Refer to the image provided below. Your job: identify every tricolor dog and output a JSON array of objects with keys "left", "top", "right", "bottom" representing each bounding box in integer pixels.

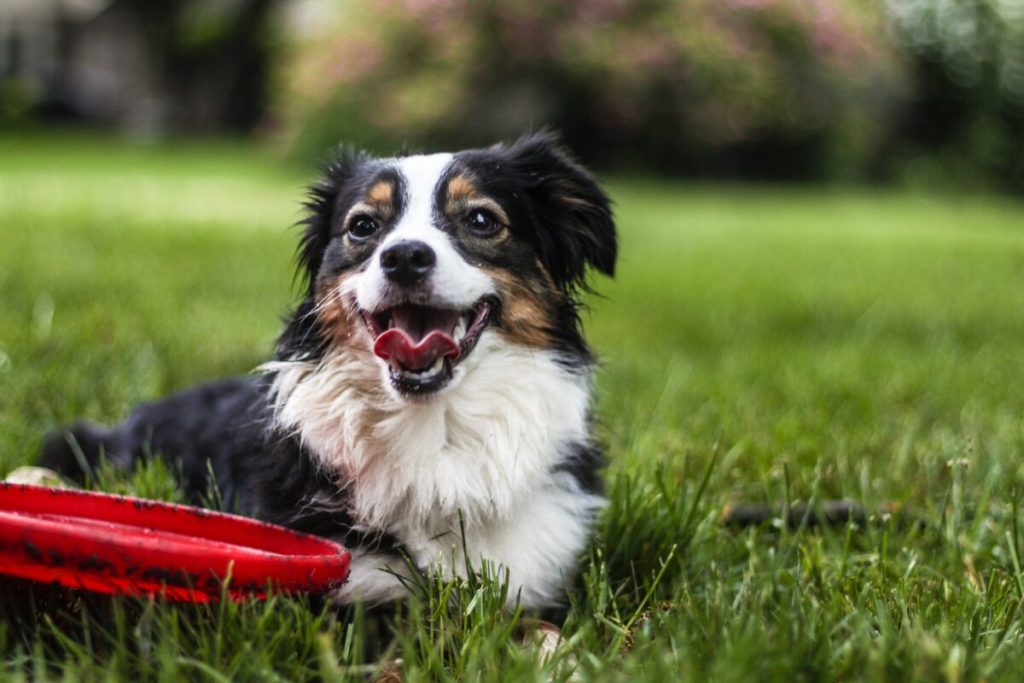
[{"left": 41, "top": 132, "right": 617, "bottom": 611}]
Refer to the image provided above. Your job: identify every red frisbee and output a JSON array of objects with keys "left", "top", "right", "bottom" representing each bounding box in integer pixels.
[{"left": 0, "top": 483, "right": 350, "bottom": 602}]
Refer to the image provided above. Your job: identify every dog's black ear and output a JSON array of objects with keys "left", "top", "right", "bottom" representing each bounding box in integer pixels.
[
  {"left": 502, "top": 131, "right": 617, "bottom": 291},
  {"left": 298, "top": 147, "right": 369, "bottom": 293}
]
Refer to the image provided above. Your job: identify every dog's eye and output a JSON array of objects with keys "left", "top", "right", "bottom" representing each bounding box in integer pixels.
[
  {"left": 348, "top": 215, "right": 379, "bottom": 241},
  {"left": 465, "top": 209, "right": 502, "bottom": 237}
]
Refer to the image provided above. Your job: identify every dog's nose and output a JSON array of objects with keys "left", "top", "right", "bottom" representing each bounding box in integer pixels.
[{"left": 380, "top": 240, "right": 436, "bottom": 286}]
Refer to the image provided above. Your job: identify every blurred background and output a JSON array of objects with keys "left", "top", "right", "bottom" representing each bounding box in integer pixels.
[{"left": 2, "top": 0, "right": 1023, "bottom": 191}]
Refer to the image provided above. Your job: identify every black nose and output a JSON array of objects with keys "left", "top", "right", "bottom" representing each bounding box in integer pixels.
[{"left": 380, "top": 240, "right": 436, "bottom": 286}]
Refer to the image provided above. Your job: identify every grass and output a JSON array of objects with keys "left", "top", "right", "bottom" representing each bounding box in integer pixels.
[{"left": 2, "top": 130, "right": 1024, "bottom": 681}]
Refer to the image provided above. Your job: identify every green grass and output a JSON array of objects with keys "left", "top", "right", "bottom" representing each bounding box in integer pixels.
[{"left": 3, "top": 131, "right": 1024, "bottom": 681}]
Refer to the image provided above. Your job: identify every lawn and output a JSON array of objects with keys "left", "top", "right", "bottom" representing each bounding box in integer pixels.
[{"left": 2, "top": 131, "right": 1024, "bottom": 681}]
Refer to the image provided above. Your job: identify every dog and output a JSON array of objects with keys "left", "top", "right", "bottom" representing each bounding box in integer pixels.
[{"left": 39, "top": 132, "right": 617, "bottom": 612}]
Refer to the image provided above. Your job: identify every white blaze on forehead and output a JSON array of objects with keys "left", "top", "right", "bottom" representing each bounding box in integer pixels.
[
  {"left": 351, "top": 153, "right": 495, "bottom": 312},
  {"left": 393, "top": 153, "right": 452, "bottom": 234}
]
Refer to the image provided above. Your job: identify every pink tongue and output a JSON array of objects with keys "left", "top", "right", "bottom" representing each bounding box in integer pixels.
[{"left": 373, "top": 329, "right": 461, "bottom": 369}]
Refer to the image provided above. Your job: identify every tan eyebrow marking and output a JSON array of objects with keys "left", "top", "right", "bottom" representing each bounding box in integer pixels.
[
  {"left": 447, "top": 173, "right": 479, "bottom": 202},
  {"left": 445, "top": 173, "right": 509, "bottom": 225},
  {"left": 367, "top": 180, "right": 393, "bottom": 205},
  {"left": 345, "top": 179, "right": 398, "bottom": 225}
]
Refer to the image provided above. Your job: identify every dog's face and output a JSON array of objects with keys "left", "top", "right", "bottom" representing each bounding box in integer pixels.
[{"left": 293, "top": 133, "right": 616, "bottom": 398}]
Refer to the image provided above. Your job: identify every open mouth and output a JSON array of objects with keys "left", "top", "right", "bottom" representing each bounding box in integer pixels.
[{"left": 361, "top": 298, "right": 494, "bottom": 395}]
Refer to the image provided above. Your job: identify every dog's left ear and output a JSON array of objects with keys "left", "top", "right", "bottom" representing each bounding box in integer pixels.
[
  {"left": 503, "top": 132, "right": 617, "bottom": 291},
  {"left": 299, "top": 146, "right": 368, "bottom": 294}
]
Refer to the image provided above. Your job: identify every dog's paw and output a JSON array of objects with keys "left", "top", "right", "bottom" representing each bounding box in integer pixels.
[
  {"left": 3, "top": 466, "right": 70, "bottom": 488},
  {"left": 517, "top": 619, "right": 580, "bottom": 680}
]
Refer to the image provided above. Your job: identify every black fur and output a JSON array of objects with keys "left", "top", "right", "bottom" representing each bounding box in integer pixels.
[{"left": 40, "top": 379, "right": 266, "bottom": 502}]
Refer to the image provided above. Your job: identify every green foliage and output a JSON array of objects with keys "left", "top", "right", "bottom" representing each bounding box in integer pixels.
[
  {"left": 274, "top": 0, "right": 901, "bottom": 178},
  {"left": 885, "top": 0, "right": 1024, "bottom": 192},
  {"left": 271, "top": 0, "right": 1024, "bottom": 189},
  {"left": 887, "top": 0, "right": 1024, "bottom": 106},
  {"left": 4, "top": 133, "right": 1024, "bottom": 680}
]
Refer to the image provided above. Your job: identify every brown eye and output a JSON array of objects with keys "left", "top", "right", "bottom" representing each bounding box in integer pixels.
[
  {"left": 348, "top": 215, "right": 379, "bottom": 241},
  {"left": 466, "top": 209, "right": 501, "bottom": 237}
]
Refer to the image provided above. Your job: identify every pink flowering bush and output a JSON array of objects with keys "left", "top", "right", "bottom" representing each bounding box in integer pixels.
[{"left": 274, "top": 0, "right": 902, "bottom": 177}]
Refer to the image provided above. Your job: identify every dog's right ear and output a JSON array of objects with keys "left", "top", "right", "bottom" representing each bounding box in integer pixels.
[
  {"left": 298, "top": 148, "right": 369, "bottom": 294},
  {"left": 500, "top": 131, "right": 617, "bottom": 293}
]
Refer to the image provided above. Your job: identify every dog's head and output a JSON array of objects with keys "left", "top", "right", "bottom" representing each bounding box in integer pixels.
[{"left": 287, "top": 132, "right": 616, "bottom": 398}]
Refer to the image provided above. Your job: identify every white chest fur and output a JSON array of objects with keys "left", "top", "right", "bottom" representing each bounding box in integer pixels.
[{"left": 268, "top": 334, "right": 603, "bottom": 608}]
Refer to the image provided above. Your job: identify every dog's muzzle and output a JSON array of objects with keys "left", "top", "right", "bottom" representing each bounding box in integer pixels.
[{"left": 362, "top": 298, "right": 494, "bottom": 395}]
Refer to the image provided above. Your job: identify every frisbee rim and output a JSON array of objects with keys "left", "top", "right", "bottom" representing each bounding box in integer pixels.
[{"left": 0, "top": 483, "right": 350, "bottom": 599}]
